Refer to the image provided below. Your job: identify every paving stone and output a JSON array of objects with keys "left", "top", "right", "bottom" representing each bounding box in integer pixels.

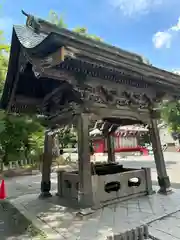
[{"left": 4, "top": 153, "right": 180, "bottom": 239}]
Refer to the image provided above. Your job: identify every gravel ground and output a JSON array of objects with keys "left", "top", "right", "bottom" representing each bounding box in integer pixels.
[{"left": 0, "top": 201, "right": 46, "bottom": 240}]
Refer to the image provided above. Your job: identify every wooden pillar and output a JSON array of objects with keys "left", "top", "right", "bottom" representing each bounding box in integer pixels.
[
  {"left": 77, "top": 113, "right": 93, "bottom": 207},
  {"left": 149, "top": 119, "right": 172, "bottom": 194},
  {"left": 107, "top": 134, "right": 115, "bottom": 163},
  {"left": 39, "top": 130, "right": 53, "bottom": 198}
]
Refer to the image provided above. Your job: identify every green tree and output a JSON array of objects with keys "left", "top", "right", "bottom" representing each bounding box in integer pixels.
[
  {"left": 48, "top": 10, "right": 103, "bottom": 41},
  {"left": 58, "top": 126, "right": 77, "bottom": 148},
  {"left": 0, "top": 113, "right": 45, "bottom": 169},
  {"left": 0, "top": 28, "right": 45, "bottom": 169},
  {"left": 161, "top": 101, "right": 180, "bottom": 132},
  {"left": 73, "top": 27, "right": 102, "bottom": 41},
  {"left": 0, "top": 30, "right": 9, "bottom": 94},
  {"left": 48, "top": 10, "right": 67, "bottom": 28}
]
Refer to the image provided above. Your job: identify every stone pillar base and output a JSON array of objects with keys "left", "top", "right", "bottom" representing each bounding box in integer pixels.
[
  {"left": 157, "top": 176, "right": 173, "bottom": 195},
  {"left": 78, "top": 191, "right": 93, "bottom": 208},
  {"left": 39, "top": 181, "right": 52, "bottom": 198}
]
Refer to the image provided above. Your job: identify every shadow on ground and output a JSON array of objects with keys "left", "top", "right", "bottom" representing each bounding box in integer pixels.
[
  {"left": 0, "top": 201, "right": 46, "bottom": 240},
  {"left": 152, "top": 180, "right": 180, "bottom": 189}
]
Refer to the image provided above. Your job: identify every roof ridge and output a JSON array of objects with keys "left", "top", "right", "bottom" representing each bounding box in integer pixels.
[{"left": 22, "top": 11, "right": 148, "bottom": 64}]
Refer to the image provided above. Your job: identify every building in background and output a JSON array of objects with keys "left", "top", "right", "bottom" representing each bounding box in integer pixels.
[
  {"left": 90, "top": 125, "right": 149, "bottom": 156},
  {"left": 90, "top": 123, "right": 178, "bottom": 155}
]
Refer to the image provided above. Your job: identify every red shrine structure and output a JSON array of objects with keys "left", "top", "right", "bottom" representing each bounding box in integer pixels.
[{"left": 90, "top": 125, "right": 149, "bottom": 155}]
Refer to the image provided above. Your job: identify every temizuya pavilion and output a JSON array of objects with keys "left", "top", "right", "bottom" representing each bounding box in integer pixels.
[{"left": 1, "top": 12, "right": 180, "bottom": 210}]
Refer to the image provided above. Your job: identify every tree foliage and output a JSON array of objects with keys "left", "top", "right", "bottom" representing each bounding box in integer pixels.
[
  {"left": 48, "top": 10, "right": 103, "bottom": 41},
  {"left": 57, "top": 126, "right": 77, "bottom": 148},
  {"left": 0, "top": 28, "right": 45, "bottom": 168},
  {"left": 0, "top": 30, "right": 9, "bottom": 95},
  {"left": 161, "top": 101, "right": 180, "bottom": 132},
  {"left": 48, "top": 10, "right": 67, "bottom": 28},
  {"left": 0, "top": 114, "right": 44, "bottom": 164},
  {"left": 0, "top": 9, "right": 104, "bottom": 168}
]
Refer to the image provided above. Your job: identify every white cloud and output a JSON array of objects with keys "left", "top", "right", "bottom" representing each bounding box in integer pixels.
[
  {"left": 110, "top": 0, "right": 163, "bottom": 16},
  {"left": 153, "top": 17, "right": 180, "bottom": 49},
  {"left": 152, "top": 32, "right": 172, "bottom": 48}
]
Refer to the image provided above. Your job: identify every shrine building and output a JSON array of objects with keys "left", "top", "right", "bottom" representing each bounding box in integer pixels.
[{"left": 1, "top": 11, "right": 180, "bottom": 209}]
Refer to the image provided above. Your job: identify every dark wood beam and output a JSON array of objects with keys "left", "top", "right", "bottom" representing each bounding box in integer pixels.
[
  {"left": 61, "top": 43, "right": 180, "bottom": 88},
  {"left": 87, "top": 106, "right": 151, "bottom": 124},
  {"left": 74, "top": 53, "right": 180, "bottom": 91},
  {"left": 48, "top": 111, "right": 75, "bottom": 126},
  {"left": 23, "top": 46, "right": 179, "bottom": 96},
  {"left": 15, "top": 95, "right": 42, "bottom": 106},
  {"left": 33, "top": 68, "right": 75, "bottom": 83},
  {"left": 30, "top": 58, "right": 180, "bottom": 96},
  {"left": 26, "top": 46, "right": 66, "bottom": 69},
  {"left": 10, "top": 103, "right": 39, "bottom": 114},
  {"left": 42, "top": 82, "right": 70, "bottom": 105},
  {"left": 7, "top": 53, "right": 22, "bottom": 113}
]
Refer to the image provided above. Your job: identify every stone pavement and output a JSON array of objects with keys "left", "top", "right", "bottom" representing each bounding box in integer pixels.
[
  {"left": 149, "top": 211, "right": 180, "bottom": 240},
  {"left": 5, "top": 173, "right": 180, "bottom": 239},
  {"left": 3, "top": 152, "right": 180, "bottom": 239}
]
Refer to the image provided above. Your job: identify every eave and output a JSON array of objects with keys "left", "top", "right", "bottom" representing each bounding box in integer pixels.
[
  {"left": 17, "top": 13, "right": 180, "bottom": 88},
  {"left": 2, "top": 11, "right": 180, "bottom": 117}
]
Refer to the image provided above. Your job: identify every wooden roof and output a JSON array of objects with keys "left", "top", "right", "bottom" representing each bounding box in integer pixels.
[{"left": 1, "top": 12, "right": 180, "bottom": 119}]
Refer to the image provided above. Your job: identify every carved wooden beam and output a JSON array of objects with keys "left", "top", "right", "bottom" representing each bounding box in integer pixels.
[
  {"left": 74, "top": 50, "right": 180, "bottom": 89},
  {"left": 23, "top": 47, "right": 79, "bottom": 76},
  {"left": 73, "top": 82, "right": 154, "bottom": 110},
  {"left": 71, "top": 49, "right": 180, "bottom": 89},
  {"left": 10, "top": 102, "right": 40, "bottom": 114},
  {"left": 48, "top": 109, "right": 78, "bottom": 127},
  {"left": 22, "top": 50, "right": 180, "bottom": 98},
  {"left": 41, "top": 87, "right": 83, "bottom": 116},
  {"left": 87, "top": 106, "right": 151, "bottom": 124},
  {"left": 47, "top": 101, "right": 81, "bottom": 118},
  {"left": 39, "top": 68, "right": 75, "bottom": 83},
  {"left": 42, "top": 82, "right": 70, "bottom": 105},
  {"left": 26, "top": 46, "right": 66, "bottom": 68}
]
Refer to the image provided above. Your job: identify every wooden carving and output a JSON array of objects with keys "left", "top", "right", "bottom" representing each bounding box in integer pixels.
[
  {"left": 74, "top": 83, "right": 152, "bottom": 109},
  {"left": 22, "top": 47, "right": 67, "bottom": 79}
]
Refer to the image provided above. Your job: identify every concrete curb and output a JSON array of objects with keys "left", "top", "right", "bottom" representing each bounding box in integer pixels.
[
  {"left": 0, "top": 199, "right": 47, "bottom": 239},
  {"left": 0, "top": 199, "right": 60, "bottom": 239},
  {"left": 7, "top": 199, "right": 63, "bottom": 240},
  {"left": 0, "top": 169, "right": 40, "bottom": 179}
]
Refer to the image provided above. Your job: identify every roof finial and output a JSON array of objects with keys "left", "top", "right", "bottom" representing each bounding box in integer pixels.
[
  {"left": 21, "top": 10, "right": 29, "bottom": 17},
  {"left": 21, "top": 10, "right": 40, "bottom": 34}
]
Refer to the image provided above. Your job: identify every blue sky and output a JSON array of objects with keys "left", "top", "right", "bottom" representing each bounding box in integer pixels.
[{"left": 0, "top": 0, "right": 180, "bottom": 72}]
